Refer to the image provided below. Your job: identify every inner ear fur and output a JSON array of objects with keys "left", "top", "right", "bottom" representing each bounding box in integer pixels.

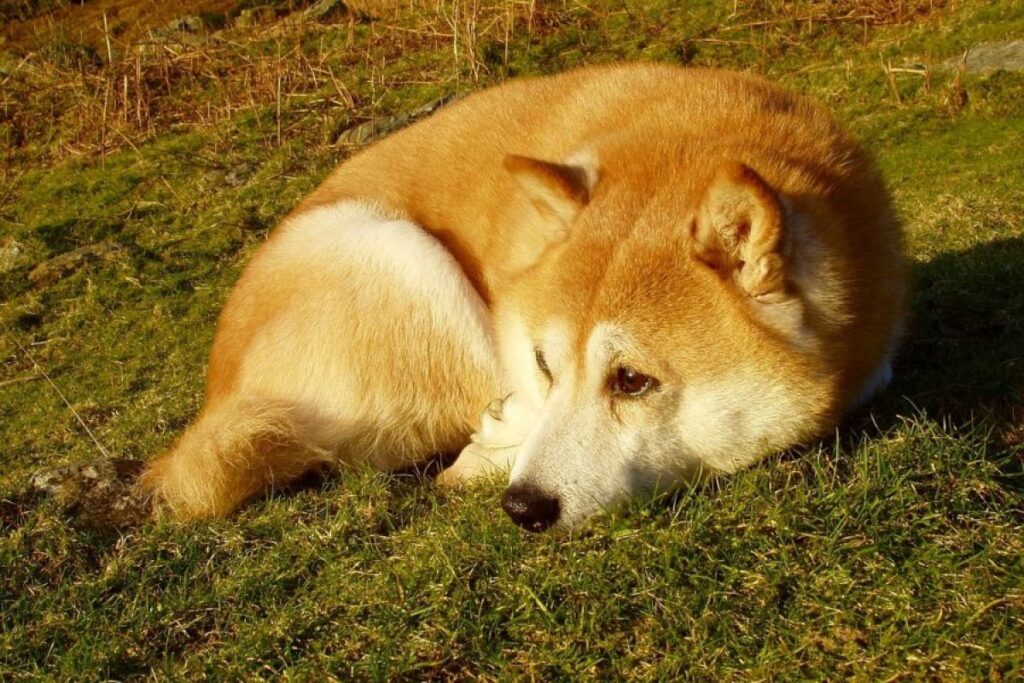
[
  {"left": 690, "top": 162, "right": 787, "bottom": 300},
  {"left": 504, "top": 154, "right": 593, "bottom": 235}
]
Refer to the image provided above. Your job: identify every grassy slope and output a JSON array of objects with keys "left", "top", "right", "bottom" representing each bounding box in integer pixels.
[{"left": 2, "top": 0, "right": 1024, "bottom": 679}]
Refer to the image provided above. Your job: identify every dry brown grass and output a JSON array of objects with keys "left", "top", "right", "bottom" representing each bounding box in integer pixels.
[
  {"left": 0, "top": 1, "right": 550, "bottom": 164},
  {"left": 747, "top": 0, "right": 950, "bottom": 27},
  {"left": 0, "top": 0, "right": 950, "bottom": 166},
  {"left": 2, "top": 0, "right": 240, "bottom": 50}
]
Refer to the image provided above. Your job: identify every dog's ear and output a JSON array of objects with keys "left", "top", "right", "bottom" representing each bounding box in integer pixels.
[
  {"left": 690, "top": 162, "right": 787, "bottom": 300},
  {"left": 504, "top": 154, "right": 594, "bottom": 238}
]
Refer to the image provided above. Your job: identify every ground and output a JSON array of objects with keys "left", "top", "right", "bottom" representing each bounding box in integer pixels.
[{"left": 1, "top": 0, "right": 1023, "bottom": 679}]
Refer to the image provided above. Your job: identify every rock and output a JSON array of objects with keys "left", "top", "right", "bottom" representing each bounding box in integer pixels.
[
  {"left": 304, "top": 0, "right": 349, "bottom": 22},
  {"left": 334, "top": 119, "right": 383, "bottom": 146},
  {"left": 161, "top": 15, "right": 205, "bottom": 34},
  {"left": 945, "top": 40, "right": 1024, "bottom": 73},
  {"left": 333, "top": 96, "right": 454, "bottom": 147},
  {"left": 30, "top": 459, "right": 152, "bottom": 528},
  {"left": 27, "top": 241, "right": 118, "bottom": 287},
  {"left": 0, "top": 238, "right": 24, "bottom": 274},
  {"left": 145, "top": 15, "right": 208, "bottom": 49},
  {"left": 235, "top": 7, "right": 277, "bottom": 30}
]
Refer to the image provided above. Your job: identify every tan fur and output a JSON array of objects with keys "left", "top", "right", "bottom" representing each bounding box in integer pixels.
[
  {"left": 138, "top": 397, "right": 333, "bottom": 518},
  {"left": 139, "top": 63, "right": 906, "bottom": 524}
]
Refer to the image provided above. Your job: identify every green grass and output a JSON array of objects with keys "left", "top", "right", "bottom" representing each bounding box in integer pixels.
[{"left": 2, "top": 0, "right": 1023, "bottom": 679}]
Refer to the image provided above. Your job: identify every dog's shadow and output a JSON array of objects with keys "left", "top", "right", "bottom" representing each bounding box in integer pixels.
[
  {"left": 838, "top": 234, "right": 1024, "bottom": 492},
  {"left": 874, "top": 235, "right": 1024, "bottom": 430}
]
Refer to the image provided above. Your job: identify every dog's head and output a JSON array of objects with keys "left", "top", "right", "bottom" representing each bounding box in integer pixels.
[{"left": 493, "top": 147, "right": 847, "bottom": 531}]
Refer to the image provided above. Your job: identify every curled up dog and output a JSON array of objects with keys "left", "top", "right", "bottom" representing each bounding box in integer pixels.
[{"left": 137, "top": 63, "right": 906, "bottom": 532}]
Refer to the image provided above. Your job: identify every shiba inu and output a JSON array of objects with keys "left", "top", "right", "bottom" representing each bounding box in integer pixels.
[{"left": 138, "top": 63, "right": 906, "bottom": 531}]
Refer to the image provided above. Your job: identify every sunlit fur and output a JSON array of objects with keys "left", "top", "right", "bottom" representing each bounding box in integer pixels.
[
  {"left": 140, "top": 202, "right": 501, "bottom": 518},
  {"left": 139, "top": 63, "right": 906, "bottom": 525}
]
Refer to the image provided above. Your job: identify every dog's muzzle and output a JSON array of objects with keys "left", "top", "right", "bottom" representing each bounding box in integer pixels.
[{"left": 501, "top": 483, "right": 561, "bottom": 532}]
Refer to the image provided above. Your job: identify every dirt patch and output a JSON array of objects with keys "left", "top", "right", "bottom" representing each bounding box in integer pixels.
[{"left": 30, "top": 458, "right": 152, "bottom": 528}]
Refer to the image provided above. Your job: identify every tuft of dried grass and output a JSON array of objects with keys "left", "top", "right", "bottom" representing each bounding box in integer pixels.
[
  {"left": 746, "top": 0, "right": 949, "bottom": 27},
  {"left": 0, "top": 0, "right": 546, "bottom": 164},
  {"left": 0, "top": 0, "right": 951, "bottom": 166}
]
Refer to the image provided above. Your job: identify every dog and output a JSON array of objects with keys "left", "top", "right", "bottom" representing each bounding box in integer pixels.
[{"left": 138, "top": 63, "right": 906, "bottom": 531}]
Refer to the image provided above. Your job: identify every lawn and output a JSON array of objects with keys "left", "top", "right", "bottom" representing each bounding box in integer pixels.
[{"left": 2, "top": 0, "right": 1023, "bottom": 679}]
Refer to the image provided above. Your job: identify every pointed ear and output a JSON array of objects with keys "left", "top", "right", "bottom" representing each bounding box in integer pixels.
[
  {"left": 504, "top": 154, "right": 593, "bottom": 233},
  {"left": 690, "top": 162, "right": 787, "bottom": 300}
]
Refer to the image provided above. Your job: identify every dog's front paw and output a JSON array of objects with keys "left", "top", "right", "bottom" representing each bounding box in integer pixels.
[
  {"left": 436, "top": 441, "right": 514, "bottom": 486},
  {"left": 437, "top": 394, "right": 536, "bottom": 486}
]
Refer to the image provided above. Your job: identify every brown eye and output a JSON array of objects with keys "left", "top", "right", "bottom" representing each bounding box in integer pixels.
[
  {"left": 612, "top": 367, "right": 657, "bottom": 397},
  {"left": 535, "top": 347, "right": 552, "bottom": 381}
]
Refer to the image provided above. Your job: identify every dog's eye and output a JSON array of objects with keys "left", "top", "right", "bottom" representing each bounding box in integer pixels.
[
  {"left": 612, "top": 366, "right": 658, "bottom": 397},
  {"left": 535, "top": 347, "right": 552, "bottom": 381}
]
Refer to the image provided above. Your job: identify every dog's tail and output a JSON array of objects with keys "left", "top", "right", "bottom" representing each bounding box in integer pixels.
[{"left": 138, "top": 396, "right": 332, "bottom": 519}]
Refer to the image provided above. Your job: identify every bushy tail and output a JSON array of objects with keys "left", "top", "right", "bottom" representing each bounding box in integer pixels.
[{"left": 138, "top": 397, "right": 332, "bottom": 519}]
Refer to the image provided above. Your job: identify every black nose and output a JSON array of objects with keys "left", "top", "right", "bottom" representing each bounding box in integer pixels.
[{"left": 501, "top": 484, "right": 561, "bottom": 532}]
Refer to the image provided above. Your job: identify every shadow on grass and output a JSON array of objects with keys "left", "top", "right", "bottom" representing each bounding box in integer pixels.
[
  {"left": 846, "top": 235, "right": 1024, "bottom": 488},
  {"left": 261, "top": 452, "right": 462, "bottom": 537},
  {"left": 901, "top": 236, "right": 1023, "bottom": 419},
  {"left": 872, "top": 235, "right": 1024, "bottom": 429}
]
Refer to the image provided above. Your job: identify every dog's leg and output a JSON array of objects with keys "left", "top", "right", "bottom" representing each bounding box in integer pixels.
[
  {"left": 140, "top": 201, "right": 501, "bottom": 518},
  {"left": 437, "top": 392, "right": 538, "bottom": 484}
]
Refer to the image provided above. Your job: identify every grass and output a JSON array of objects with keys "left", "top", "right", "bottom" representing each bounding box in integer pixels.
[{"left": 2, "top": 0, "right": 1023, "bottom": 678}]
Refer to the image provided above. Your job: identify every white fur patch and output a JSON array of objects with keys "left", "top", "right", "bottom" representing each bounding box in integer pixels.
[
  {"left": 274, "top": 202, "right": 493, "bottom": 368},
  {"left": 439, "top": 393, "right": 539, "bottom": 483},
  {"left": 236, "top": 200, "right": 497, "bottom": 454},
  {"left": 675, "top": 375, "right": 800, "bottom": 474}
]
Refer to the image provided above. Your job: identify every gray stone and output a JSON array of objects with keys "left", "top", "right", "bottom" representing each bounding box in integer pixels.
[
  {"left": 236, "top": 7, "right": 277, "bottom": 30},
  {"left": 28, "top": 241, "right": 118, "bottom": 287},
  {"left": 946, "top": 40, "right": 1024, "bottom": 73},
  {"left": 0, "top": 238, "right": 24, "bottom": 274},
  {"left": 145, "top": 15, "right": 209, "bottom": 49},
  {"left": 333, "top": 96, "right": 454, "bottom": 147},
  {"left": 164, "top": 15, "right": 205, "bottom": 34},
  {"left": 225, "top": 161, "right": 258, "bottom": 187},
  {"left": 304, "top": 0, "right": 349, "bottom": 22}
]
